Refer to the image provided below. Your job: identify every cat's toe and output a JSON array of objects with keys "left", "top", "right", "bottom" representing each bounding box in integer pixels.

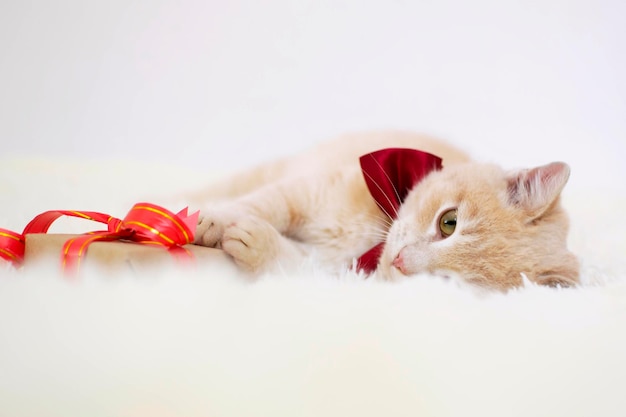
[
  {"left": 222, "top": 217, "right": 279, "bottom": 272},
  {"left": 195, "top": 215, "right": 226, "bottom": 248}
]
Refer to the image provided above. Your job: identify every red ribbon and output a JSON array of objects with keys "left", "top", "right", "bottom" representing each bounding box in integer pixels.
[
  {"left": 1, "top": 203, "right": 199, "bottom": 275},
  {"left": 356, "top": 148, "right": 442, "bottom": 273},
  {"left": 0, "top": 228, "right": 25, "bottom": 265}
]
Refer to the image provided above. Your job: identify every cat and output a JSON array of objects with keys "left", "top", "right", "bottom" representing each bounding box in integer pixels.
[{"left": 191, "top": 131, "right": 579, "bottom": 291}]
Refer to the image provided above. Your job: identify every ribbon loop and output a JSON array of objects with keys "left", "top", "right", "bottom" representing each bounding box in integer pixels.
[
  {"left": 118, "top": 203, "right": 198, "bottom": 247},
  {"left": 106, "top": 217, "right": 123, "bottom": 233},
  {"left": 0, "top": 228, "right": 25, "bottom": 266},
  {"left": 23, "top": 210, "right": 117, "bottom": 235}
]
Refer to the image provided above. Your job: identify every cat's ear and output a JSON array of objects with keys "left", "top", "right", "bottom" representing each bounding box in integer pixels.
[{"left": 506, "top": 162, "right": 571, "bottom": 220}]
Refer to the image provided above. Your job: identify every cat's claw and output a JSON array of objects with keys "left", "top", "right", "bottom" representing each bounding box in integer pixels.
[
  {"left": 195, "top": 215, "right": 227, "bottom": 248},
  {"left": 222, "top": 217, "right": 280, "bottom": 272}
]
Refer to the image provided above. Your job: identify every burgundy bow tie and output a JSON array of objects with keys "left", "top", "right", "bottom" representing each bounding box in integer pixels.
[{"left": 355, "top": 148, "right": 443, "bottom": 273}]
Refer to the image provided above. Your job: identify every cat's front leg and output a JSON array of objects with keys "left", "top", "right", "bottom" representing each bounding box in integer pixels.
[
  {"left": 221, "top": 215, "right": 306, "bottom": 273},
  {"left": 194, "top": 179, "right": 309, "bottom": 271},
  {"left": 196, "top": 182, "right": 299, "bottom": 249},
  {"left": 195, "top": 203, "right": 305, "bottom": 273}
]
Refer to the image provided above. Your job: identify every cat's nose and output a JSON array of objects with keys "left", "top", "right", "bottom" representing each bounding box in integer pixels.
[{"left": 392, "top": 250, "right": 408, "bottom": 275}]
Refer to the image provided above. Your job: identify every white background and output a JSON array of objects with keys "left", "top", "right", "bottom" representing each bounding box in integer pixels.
[{"left": 1, "top": 0, "right": 624, "bottom": 192}]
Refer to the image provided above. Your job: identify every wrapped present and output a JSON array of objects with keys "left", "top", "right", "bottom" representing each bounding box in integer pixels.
[
  {"left": 24, "top": 233, "right": 229, "bottom": 274},
  {"left": 1, "top": 202, "right": 233, "bottom": 276}
]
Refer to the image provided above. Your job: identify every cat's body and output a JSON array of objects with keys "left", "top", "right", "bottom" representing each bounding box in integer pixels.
[{"left": 193, "top": 131, "right": 579, "bottom": 290}]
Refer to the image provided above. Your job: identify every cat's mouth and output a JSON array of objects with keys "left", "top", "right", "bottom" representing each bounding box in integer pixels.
[{"left": 390, "top": 255, "right": 452, "bottom": 281}]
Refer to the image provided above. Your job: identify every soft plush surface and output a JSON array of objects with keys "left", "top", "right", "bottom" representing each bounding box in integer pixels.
[{"left": 1, "top": 157, "right": 625, "bottom": 417}]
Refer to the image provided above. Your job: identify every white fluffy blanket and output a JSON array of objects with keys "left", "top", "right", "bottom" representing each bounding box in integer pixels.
[{"left": 1, "top": 158, "right": 625, "bottom": 417}]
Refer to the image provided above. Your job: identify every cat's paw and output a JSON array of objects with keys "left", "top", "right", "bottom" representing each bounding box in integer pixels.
[
  {"left": 222, "top": 216, "right": 281, "bottom": 272},
  {"left": 195, "top": 209, "right": 233, "bottom": 248}
]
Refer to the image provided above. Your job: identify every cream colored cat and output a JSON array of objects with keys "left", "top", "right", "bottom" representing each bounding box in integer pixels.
[{"left": 193, "top": 131, "right": 579, "bottom": 290}]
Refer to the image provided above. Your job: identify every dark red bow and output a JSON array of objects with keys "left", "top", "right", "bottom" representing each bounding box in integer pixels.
[{"left": 355, "top": 148, "right": 442, "bottom": 273}]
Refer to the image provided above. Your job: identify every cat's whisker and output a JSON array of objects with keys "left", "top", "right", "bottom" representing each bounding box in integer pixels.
[
  {"left": 350, "top": 221, "right": 390, "bottom": 242},
  {"left": 351, "top": 221, "right": 387, "bottom": 234},
  {"left": 361, "top": 169, "right": 399, "bottom": 219},
  {"left": 366, "top": 153, "right": 403, "bottom": 209},
  {"left": 363, "top": 213, "right": 393, "bottom": 228},
  {"left": 357, "top": 214, "right": 392, "bottom": 230},
  {"left": 348, "top": 215, "right": 391, "bottom": 231},
  {"left": 337, "top": 207, "right": 393, "bottom": 232},
  {"left": 365, "top": 227, "right": 391, "bottom": 239},
  {"left": 356, "top": 229, "right": 389, "bottom": 239},
  {"left": 357, "top": 233, "right": 389, "bottom": 245}
]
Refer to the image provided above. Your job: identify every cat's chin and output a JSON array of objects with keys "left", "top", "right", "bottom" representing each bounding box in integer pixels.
[
  {"left": 377, "top": 264, "right": 455, "bottom": 284},
  {"left": 375, "top": 263, "right": 404, "bottom": 281},
  {"left": 412, "top": 270, "right": 455, "bottom": 283}
]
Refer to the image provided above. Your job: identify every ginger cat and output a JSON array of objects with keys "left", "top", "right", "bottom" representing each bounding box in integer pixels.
[{"left": 193, "top": 131, "right": 579, "bottom": 290}]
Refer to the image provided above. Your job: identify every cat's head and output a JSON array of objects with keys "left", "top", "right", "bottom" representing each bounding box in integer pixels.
[{"left": 377, "top": 161, "right": 580, "bottom": 290}]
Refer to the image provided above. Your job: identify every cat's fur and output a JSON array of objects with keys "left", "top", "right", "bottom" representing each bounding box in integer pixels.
[{"left": 192, "top": 131, "right": 579, "bottom": 290}]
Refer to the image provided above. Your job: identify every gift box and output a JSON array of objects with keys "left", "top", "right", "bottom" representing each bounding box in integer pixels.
[
  {"left": 23, "top": 233, "right": 231, "bottom": 273},
  {"left": 1, "top": 202, "right": 236, "bottom": 276}
]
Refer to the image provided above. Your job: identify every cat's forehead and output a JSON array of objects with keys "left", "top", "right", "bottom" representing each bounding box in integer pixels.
[
  {"left": 432, "top": 163, "right": 506, "bottom": 189},
  {"left": 405, "top": 163, "right": 508, "bottom": 212}
]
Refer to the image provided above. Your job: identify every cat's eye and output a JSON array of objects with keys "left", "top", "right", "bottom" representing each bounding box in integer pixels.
[{"left": 439, "top": 209, "right": 457, "bottom": 238}]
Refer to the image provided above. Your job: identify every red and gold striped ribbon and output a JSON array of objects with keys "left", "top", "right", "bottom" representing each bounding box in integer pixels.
[
  {"left": 0, "top": 228, "right": 26, "bottom": 266},
  {"left": 2, "top": 203, "right": 199, "bottom": 275}
]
